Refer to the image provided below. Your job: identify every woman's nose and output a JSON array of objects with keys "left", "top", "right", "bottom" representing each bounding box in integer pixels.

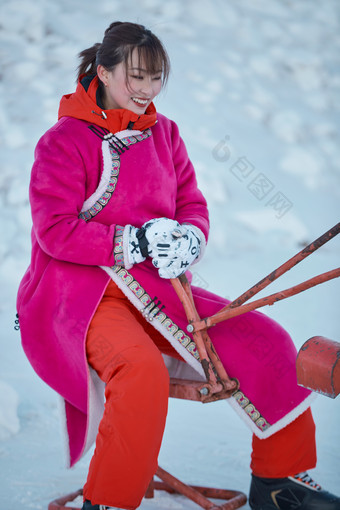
[{"left": 139, "top": 77, "right": 153, "bottom": 96}]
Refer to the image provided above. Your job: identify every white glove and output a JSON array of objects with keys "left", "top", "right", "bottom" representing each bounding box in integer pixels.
[
  {"left": 151, "top": 224, "right": 202, "bottom": 278},
  {"left": 125, "top": 218, "right": 183, "bottom": 267},
  {"left": 141, "top": 217, "right": 184, "bottom": 259},
  {"left": 125, "top": 219, "right": 202, "bottom": 276},
  {"left": 152, "top": 257, "right": 186, "bottom": 278}
]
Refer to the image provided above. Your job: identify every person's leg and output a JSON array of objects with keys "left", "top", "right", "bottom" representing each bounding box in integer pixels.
[
  {"left": 251, "top": 407, "right": 316, "bottom": 478},
  {"left": 83, "top": 282, "right": 171, "bottom": 510},
  {"left": 249, "top": 408, "right": 340, "bottom": 509}
]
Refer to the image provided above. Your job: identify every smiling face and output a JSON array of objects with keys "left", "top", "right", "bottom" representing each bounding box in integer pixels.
[{"left": 97, "top": 48, "right": 163, "bottom": 114}]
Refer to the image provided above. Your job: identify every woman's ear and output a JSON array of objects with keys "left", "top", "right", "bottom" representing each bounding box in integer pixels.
[{"left": 97, "top": 65, "right": 109, "bottom": 86}]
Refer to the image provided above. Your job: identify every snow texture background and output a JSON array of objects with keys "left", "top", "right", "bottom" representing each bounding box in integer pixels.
[{"left": 0, "top": 0, "right": 339, "bottom": 508}]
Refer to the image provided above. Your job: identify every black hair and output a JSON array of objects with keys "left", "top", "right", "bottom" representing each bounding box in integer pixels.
[{"left": 77, "top": 21, "right": 170, "bottom": 86}]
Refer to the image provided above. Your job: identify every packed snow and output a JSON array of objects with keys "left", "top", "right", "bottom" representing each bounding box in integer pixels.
[{"left": 0, "top": 0, "right": 339, "bottom": 508}]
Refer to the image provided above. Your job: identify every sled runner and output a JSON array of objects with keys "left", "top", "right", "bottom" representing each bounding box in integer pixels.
[{"left": 48, "top": 223, "right": 339, "bottom": 510}]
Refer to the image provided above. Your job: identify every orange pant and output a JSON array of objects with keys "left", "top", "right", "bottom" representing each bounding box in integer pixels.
[
  {"left": 83, "top": 280, "right": 182, "bottom": 509},
  {"left": 83, "top": 280, "right": 316, "bottom": 508},
  {"left": 251, "top": 407, "right": 316, "bottom": 478}
]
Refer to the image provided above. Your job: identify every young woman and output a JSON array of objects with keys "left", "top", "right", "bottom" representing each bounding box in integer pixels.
[{"left": 17, "top": 21, "right": 340, "bottom": 510}]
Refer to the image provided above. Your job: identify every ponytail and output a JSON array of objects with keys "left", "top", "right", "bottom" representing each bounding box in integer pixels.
[{"left": 77, "top": 43, "right": 101, "bottom": 80}]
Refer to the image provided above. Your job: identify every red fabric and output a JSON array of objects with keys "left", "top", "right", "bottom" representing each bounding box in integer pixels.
[
  {"left": 251, "top": 407, "right": 317, "bottom": 478},
  {"left": 83, "top": 280, "right": 181, "bottom": 509},
  {"left": 58, "top": 75, "right": 157, "bottom": 134}
]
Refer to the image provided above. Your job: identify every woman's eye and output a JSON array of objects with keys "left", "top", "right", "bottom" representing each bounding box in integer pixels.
[{"left": 130, "top": 74, "right": 162, "bottom": 81}]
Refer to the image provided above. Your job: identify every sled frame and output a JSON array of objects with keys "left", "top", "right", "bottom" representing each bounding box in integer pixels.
[{"left": 47, "top": 223, "right": 339, "bottom": 510}]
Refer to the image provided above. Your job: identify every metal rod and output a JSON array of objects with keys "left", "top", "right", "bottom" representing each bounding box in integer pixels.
[
  {"left": 218, "top": 222, "right": 339, "bottom": 313},
  {"left": 153, "top": 471, "right": 247, "bottom": 509},
  {"left": 171, "top": 276, "right": 220, "bottom": 385},
  {"left": 171, "top": 275, "right": 239, "bottom": 398},
  {"left": 156, "top": 466, "right": 217, "bottom": 509},
  {"left": 176, "top": 275, "right": 238, "bottom": 393},
  {"left": 193, "top": 267, "right": 340, "bottom": 332}
]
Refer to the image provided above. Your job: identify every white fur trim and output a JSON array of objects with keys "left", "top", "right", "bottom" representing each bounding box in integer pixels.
[
  {"left": 114, "top": 129, "right": 142, "bottom": 139},
  {"left": 227, "top": 391, "right": 317, "bottom": 439},
  {"left": 100, "top": 265, "right": 206, "bottom": 379},
  {"left": 162, "top": 354, "right": 205, "bottom": 381},
  {"left": 58, "top": 396, "right": 72, "bottom": 468},
  {"left": 122, "top": 225, "right": 133, "bottom": 270},
  {"left": 58, "top": 369, "right": 105, "bottom": 467},
  {"left": 80, "top": 130, "right": 142, "bottom": 213},
  {"left": 81, "top": 367, "right": 105, "bottom": 458},
  {"left": 80, "top": 140, "right": 112, "bottom": 213}
]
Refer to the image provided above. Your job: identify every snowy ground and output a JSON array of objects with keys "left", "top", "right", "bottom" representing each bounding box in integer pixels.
[{"left": 1, "top": 0, "right": 339, "bottom": 509}]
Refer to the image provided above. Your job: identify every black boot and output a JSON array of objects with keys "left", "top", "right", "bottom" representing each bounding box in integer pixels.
[
  {"left": 249, "top": 472, "right": 340, "bottom": 509},
  {"left": 82, "top": 501, "right": 100, "bottom": 510},
  {"left": 81, "top": 500, "right": 122, "bottom": 510}
]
